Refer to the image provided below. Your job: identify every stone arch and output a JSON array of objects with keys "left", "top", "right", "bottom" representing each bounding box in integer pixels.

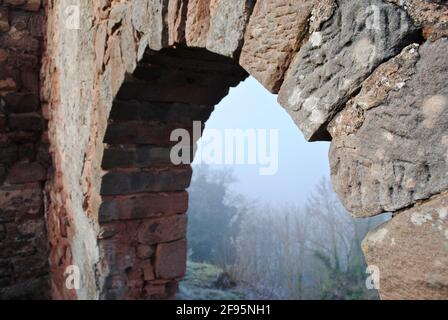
[
  {"left": 97, "top": 47, "right": 248, "bottom": 299},
  {"left": 1, "top": 0, "right": 447, "bottom": 300}
]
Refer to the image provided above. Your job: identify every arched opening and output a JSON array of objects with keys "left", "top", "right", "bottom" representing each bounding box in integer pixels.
[
  {"left": 180, "top": 77, "right": 385, "bottom": 300},
  {"left": 98, "top": 46, "right": 247, "bottom": 299},
  {"left": 98, "top": 45, "right": 385, "bottom": 300}
]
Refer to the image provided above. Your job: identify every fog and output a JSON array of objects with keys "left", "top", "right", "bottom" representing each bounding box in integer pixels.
[
  {"left": 181, "top": 77, "right": 385, "bottom": 300},
  {"left": 193, "top": 76, "right": 331, "bottom": 205}
]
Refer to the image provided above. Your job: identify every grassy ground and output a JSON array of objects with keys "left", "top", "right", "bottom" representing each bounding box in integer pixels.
[{"left": 177, "top": 261, "right": 246, "bottom": 300}]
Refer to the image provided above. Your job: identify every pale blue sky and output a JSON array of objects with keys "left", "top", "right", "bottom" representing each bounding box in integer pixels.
[{"left": 193, "top": 77, "right": 330, "bottom": 205}]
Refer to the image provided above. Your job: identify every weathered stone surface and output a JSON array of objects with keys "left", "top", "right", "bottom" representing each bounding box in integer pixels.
[
  {"left": 2, "top": 0, "right": 42, "bottom": 12},
  {"left": 116, "top": 78, "right": 231, "bottom": 105},
  {"left": 136, "top": 245, "right": 153, "bottom": 259},
  {"left": 131, "top": 0, "right": 150, "bottom": 34},
  {"left": 155, "top": 239, "right": 187, "bottom": 279},
  {"left": 104, "top": 121, "right": 189, "bottom": 146},
  {"left": 100, "top": 167, "right": 193, "bottom": 195},
  {"left": 363, "top": 193, "right": 448, "bottom": 300},
  {"left": 8, "top": 162, "right": 46, "bottom": 183},
  {"left": 0, "top": 8, "right": 10, "bottom": 32},
  {"left": 240, "top": 0, "right": 314, "bottom": 93},
  {"left": 120, "top": 10, "right": 137, "bottom": 74},
  {"left": 386, "top": 0, "right": 448, "bottom": 40},
  {"left": 206, "top": 0, "right": 255, "bottom": 58},
  {"left": 102, "top": 146, "right": 172, "bottom": 169},
  {"left": 309, "top": 0, "right": 337, "bottom": 33},
  {"left": 278, "top": 0, "right": 418, "bottom": 141},
  {"left": 167, "top": 0, "right": 188, "bottom": 45},
  {"left": 147, "top": 0, "right": 169, "bottom": 50},
  {"left": 185, "top": 0, "right": 214, "bottom": 47},
  {"left": 109, "top": 101, "right": 213, "bottom": 123},
  {"left": 330, "top": 38, "right": 448, "bottom": 217},
  {"left": 99, "top": 192, "right": 189, "bottom": 222},
  {"left": 137, "top": 214, "right": 187, "bottom": 245},
  {"left": 143, "top": 280, "right": 178, "bottom": 299},
  {"left": 4, "top": 93, "right": 40, "bottom": 113}
]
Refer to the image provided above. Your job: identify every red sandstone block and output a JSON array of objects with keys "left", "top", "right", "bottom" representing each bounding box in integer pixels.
[
  {"left": 136, "top": 245, "right": 153, "bottom": 259},
  {"left": 154, "top": 239, "right": 187, "bottom": 280},
  {"left": 0, "top": 165, "right": 5, "bottom": 183},
  {"left": 0, "top": 75, "right": 17, "bottom": 94},
  {"left": 0, "top": 258, "right": 11, "bottom": 273},
  {"left": 142, "top": 280, "right": 178, "bottom": 299},
  {"left": 137, "top": 214, "right": 187, "bottom": 245},
  {"left": 24, "top": 0, "right": 42, "bottom": 12},
  {"left": 99, "top": 239, "right": 137, "bottom": 275},
  {"left": 142, "top": 261, "right": 155, "bottom": 281},
  {"left": 0, "top": 32, "right": 40, "bottom": 54},
  {"left": 110, "top": 100, "right": 214, "bottom": 123},
  {"left": 143, "top": 282, "right": 167, "bottom": 298},
  {"left": 0, "top": 239, "right": 35, "bottom": 259},
  {"left": 0, "top": 183, "right": 42, "bottom": 220},
  {"left": 0, "top": 66, "right": 21, "bottom": 92},
  {"left": 0, "top": 225, "right": 6, "bottom": 241},
  {"left": 0, "top": 144, "right": 19, "bottom": 164},
  {"left": 102, "top": 146, "right": 172, "bottom": 170},
  {"left": 132, "top": 64, "right": 244, "bottom": 89},
  {"left": 0, "top": 8, "right": 9, "bottom": 32},
  {"left": 10, "top": 10, "right": 29, "bottom": 31},
  {"left": 20, "top": 69, "right": 39, "bottom": 92},
  {"left": 6, "top": 53, "right": 38, "bottom": 69},
  {"left": 8, "top": 113, "right": 43, "bottom": 131},
  {"left": 11, "top": 253, "right": 47, "bottom": 276},
  {"left": 127, "top": 268, "right": 144, "bottom": 289},
  {"left": 117, "top": 80, "right": 229, "bottom": 106},
  {"left": 7, "top": 162, "right": 46, "bottom": 183},
  {"left": 3, "top": 0, "right": 41, "bottom": 12},
  {"left": 4, "top": 93, "right": 39, "bottom": 113},
  {"left": 29, "top": 11, "right": 44, "bottom": 36},
  {"left": 18, "top": 143, "right": 35, "bottom": 161},
  {"left": 36, "top": 143, "right": 51, "bottom": 165},
  {"left": 100, "top": 167, "right": 192, "bottom": 196},
  {"left": 104, "top": 121, "right": 191, "bottom": 146},
  {"left": 99, "top": 191, "right": 189, "bottom": 222},
  {"left": 0, "top": 117, "right": 6, "bottom": 132},
  {"left": 4, "top": 131, "right": 39, "bottom": 144}
]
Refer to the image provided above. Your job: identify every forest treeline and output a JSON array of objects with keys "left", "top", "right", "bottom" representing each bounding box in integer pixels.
[{"left": 186, "top": 165, "right": 387, "bottom": 300}]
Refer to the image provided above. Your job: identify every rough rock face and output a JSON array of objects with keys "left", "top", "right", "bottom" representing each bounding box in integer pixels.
[
  {"left": 206, "top": 0, "right": 255, "bottom": 58},
  {"left": 363, "top": 193, "right": 448, "bottom": 300},
  {"left": 330, "top": 38, "right": 448, "bottom": 217},
  {"left": 1, "top": 0, "right": 447, "bottom": 301},
  {"left": 185, "top": 0, "right": 214, "bottom": 47},
  {"left": 385, "top": 0, "right": 448, "bottom": 40},
  {"left": 278, "top": 0, "right": 418, "bottom": 141},
  {"left": 239, "top": 0, "right": 314, "bottom": 93}
]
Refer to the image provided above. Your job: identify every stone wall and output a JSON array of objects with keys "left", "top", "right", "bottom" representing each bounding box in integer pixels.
[
  {"left": 0, "top": 0, "right": 49, "bottom": 299},
  {"left": 0, "top": 0, "right": 447, "bottom": 300}
]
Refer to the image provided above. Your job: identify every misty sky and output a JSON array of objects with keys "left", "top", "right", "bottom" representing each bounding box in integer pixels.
[{"left": 193, "top": 77, "right": 331, "bottom": 205}]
